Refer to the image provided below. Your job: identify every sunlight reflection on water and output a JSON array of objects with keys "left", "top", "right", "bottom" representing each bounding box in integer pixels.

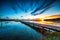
[
  {"left": 38, "top": 21, "right": 60, "bottom": 27},
  {"left": 27, "top": 21, "right": 60, "bottom": 27}
]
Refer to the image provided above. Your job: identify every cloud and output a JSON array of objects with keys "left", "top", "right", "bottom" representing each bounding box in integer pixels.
[{"left": 31, "top": 0, "right": 56, "bottom": 16}]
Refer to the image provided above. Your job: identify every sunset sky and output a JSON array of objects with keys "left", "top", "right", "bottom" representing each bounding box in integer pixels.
[{"left": 0, "top": 0, "right": 60, "bottom": 19}]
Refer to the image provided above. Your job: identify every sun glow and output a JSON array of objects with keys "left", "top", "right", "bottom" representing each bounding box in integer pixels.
[{"left": 42, "top": 18, "right": 44, "bottom": 21}]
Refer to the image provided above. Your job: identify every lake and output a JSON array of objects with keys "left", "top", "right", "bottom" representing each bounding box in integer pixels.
[{"left": 0, "top": 21, "right": 44, "bottom": 40}]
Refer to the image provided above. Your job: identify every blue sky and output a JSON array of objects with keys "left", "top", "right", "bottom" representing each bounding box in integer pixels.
[{"left": 0, "top": 0, "right": 60, "bottom": 19}]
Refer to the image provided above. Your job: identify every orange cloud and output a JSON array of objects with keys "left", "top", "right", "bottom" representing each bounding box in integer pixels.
[{"left": 43, "top": 14, "right": 60, "bottom": 19}]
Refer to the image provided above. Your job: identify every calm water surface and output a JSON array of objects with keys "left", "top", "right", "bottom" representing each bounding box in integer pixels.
[{"left": 0, "top": 21, "right": 43, "bottom": 40}]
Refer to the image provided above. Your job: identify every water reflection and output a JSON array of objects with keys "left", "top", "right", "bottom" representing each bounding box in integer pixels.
[
  {"left": 28, "top": 21, "right": 60, "bottom": 27},
  {"left": 38, "top": 21, "right": 60, "bottom": 27},
  {"left": 0, "top": 21, "right": 43, "bottom": 40},
  {"left": 23, "top": 20, "right": 60, "bottom": 40}
]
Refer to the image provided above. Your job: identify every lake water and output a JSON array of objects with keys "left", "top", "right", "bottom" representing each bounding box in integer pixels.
[{"left": 0, "top": 21, "right": 44, "bottom": 40}]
